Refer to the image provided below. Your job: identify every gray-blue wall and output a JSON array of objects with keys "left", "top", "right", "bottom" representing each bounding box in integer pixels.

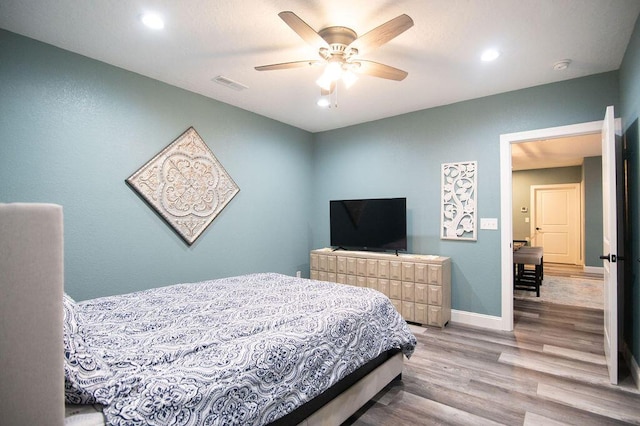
[
  {"left": 312, "top": 74, "right": 619, "bottom": 317},
  {"left": 619, "top": 12, "right": 640, "bottom": 382},
  {"left": 0, "top": 29, "right": 314, "bottom": 300},
  {"left": 2, "top": 24, "right": 637, "bottom": 369}
]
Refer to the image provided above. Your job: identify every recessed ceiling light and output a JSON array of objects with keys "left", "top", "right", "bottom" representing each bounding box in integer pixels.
[
  {"left": 141, "top": 13, "right": 165, "bottom": 30},
  {"left": 481, "top": 48, "right": 500, "bottom": 62}
]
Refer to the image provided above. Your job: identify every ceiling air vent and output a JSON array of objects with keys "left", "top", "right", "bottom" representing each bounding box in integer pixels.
[{"left": 212, "top": 75, "right": 248, "bottom": 91}]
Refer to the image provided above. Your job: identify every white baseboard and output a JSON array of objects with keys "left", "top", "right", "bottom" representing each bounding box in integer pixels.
[
  {"left": 451, "top": 309, "right": 504, "bottom": 331},
  {"left": 623, "top": 342, "right": 640, "bottom": 391},
  {"left": 583, "top": 265, "right": 604, "bottom": 274}
]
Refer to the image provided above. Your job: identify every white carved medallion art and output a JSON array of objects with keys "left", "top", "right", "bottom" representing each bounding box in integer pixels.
[
  {"left": 441, "top": 161, "right": 477, "bottom": 241},
  {"left": 126, "top": 127, "right": 239, "bottom": 245}
]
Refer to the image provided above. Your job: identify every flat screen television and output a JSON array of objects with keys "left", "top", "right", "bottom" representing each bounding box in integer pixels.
[{"left": 330, "top": 197, "right": 407, "bottom": 252}]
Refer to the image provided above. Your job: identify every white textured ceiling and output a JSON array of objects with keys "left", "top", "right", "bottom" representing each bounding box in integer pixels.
[
  {"left": 1, "top": 0, "right": 639, "bottom": 134},
  {"left": 512, "top": 134, "right": 602, "bottom": 171}
]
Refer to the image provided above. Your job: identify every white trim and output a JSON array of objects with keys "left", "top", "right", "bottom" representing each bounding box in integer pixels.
[
  {"left": 623, "top": 341, "right": 640, "bottom": 391},
  {"left": 500, "top": 119, "right": 612, "bottom": 331},
  {"left": 450, "top": 309, "right": 505, "bottom": 331},
  {"left": 583, "top": 265, "right": 604, "bottom": 274}
]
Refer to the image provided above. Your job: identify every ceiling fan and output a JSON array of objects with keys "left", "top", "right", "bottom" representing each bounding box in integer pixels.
[{"left": 255, "top": 11, "right": 414, "bottom": 96}]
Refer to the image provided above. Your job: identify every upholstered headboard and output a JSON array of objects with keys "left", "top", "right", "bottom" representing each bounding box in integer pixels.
[{"left": 0, "top": 203, "right": 64, "bottom": 426}]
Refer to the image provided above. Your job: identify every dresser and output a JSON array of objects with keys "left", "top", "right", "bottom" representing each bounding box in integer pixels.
[{"left": 310, "top": 248, "right": 451, "bottom": 327}]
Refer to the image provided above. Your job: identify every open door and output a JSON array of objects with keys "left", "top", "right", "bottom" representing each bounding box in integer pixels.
[{"left": 601, "top": 105, "right": 618, "bottom": 385}]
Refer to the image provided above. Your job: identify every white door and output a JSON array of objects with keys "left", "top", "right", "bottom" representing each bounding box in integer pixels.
[
  {"left": 530, "top": 184, "right": 580, "bottom": 264},
  {"left": 601, "top": 105, "right": 618, "bottom": 385}
]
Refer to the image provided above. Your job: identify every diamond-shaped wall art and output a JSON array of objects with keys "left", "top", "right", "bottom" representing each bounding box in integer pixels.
[{"left": 126, "top": 127, "right": 239, "bottom": 245}]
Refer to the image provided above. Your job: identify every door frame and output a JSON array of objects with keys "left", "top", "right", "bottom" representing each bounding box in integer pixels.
[
  {"left": 530, "top": 183, "right": 582, "bottom": 265},
  {"left": 499, "top": 118, "right": 621, "bottom": 331}
]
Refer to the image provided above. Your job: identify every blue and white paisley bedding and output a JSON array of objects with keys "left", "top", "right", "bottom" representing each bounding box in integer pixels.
[{"left": 65, "top": 273, "right": 417, "bottom": 425}]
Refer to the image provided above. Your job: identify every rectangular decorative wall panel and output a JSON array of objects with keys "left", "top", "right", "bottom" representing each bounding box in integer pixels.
[{"left": 441, "top": 161, "right": 477, "bottom": 240}]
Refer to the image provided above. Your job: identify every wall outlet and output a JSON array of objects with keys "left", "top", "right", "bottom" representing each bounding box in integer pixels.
[{"left": 296, "top": 271, "right": 301, "bottom": 278}]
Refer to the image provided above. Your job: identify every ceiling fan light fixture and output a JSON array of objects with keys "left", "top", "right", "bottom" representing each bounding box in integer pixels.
[
  {"left": 342, "top": 70, "right": 358, "bottom": 88},
  {"left": 325, "top": 62, "right": 343, "bottom": 81},
  {"left": 316, "top": 61, "right": 344, "bottom": 90},
  {"left": 316, "top": 74, "right": 334, "bottom": 91},
  {"left": 317, "top": 97, "right": 331, "bottom": 107}
]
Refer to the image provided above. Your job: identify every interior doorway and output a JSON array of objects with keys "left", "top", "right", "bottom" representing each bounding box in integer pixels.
[{"left": 499, "top": 118, "right": 620, "bottom": 331}]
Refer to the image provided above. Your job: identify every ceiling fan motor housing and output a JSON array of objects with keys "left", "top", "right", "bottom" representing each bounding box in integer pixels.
[{"left": 318, "top": 26, "right": 359, "bottom": 60}]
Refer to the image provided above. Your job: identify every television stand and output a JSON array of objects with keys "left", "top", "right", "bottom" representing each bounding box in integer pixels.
[{"left": 310, "top": 248, "right": 451, "bottom": 328}]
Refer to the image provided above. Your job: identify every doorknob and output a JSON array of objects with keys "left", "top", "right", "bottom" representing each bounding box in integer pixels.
[
  {"left": 536, "top": 227, "right": 541, "bottom": 231},
  {"left": 600, "top": 254, "right": 617, "bottom": 262}
]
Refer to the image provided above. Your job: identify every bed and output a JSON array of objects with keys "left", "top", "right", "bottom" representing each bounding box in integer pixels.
[{"left": 0, "top": 203, "right": 417, "bottom": 426}]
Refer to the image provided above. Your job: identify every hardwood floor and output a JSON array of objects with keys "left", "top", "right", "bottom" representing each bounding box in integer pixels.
[
  {"left": 543, "top": 262, "right": 605, "bottom": 280},
  {"left": 345, "top": 267, "right": 640, "bottom": 425}
]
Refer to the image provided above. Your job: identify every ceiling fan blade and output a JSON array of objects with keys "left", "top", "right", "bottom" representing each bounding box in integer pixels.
[
  {"left": 278, "top": 11, "right": 329, "bottom": 51},
  {"left": 255, "top": 60, "right": 319, "bottom": 71},
  {"left": 356, "top": 60, "right": 408, "bottom": 81},
  {"left": 349, "top": 14, "right": 414, "bottom": 53}
]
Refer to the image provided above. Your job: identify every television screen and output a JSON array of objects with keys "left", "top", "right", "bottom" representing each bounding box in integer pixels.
[{"left": 330, "top": 198, "right": 407, "bottom": 251}]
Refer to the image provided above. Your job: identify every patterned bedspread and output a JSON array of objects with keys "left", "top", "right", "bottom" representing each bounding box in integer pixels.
[{"left": 66, "top": 273, "right": 417, "bottom": 425}]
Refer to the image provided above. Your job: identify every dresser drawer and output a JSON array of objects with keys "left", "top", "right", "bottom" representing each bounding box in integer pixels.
[
  {"left": 366, "top": 277, "right": 378, "bottom": 291},
  {"left": 428, "top": 305, "right": 443, "bottom": 326},
  {"left": 415, "top": 303, "right": 428, "bottom": 324},
  {"left": 377, "top": 260, "right": 389, "bottom": 278},
  {"left": 346, "top": 258, "right": 357, "bottom": 275},
  {"left": 401, "top": 262, "right": 415, "bottom": 281},
  {"left": 402, "top": 301, "right": 415, "bottom": 322},
  {"left": 356, "top": 258, "right": 367, "bottom": 276},
  {"left": 402, "top": 281, "right": 415, "bottom": 301},
  {"left": 428, "top": 285, "right": 443, "bottom": 306},
  {"left": 389, "top": 280, "right": 402, "bottom": 299},
  {"left": 389, "top": 261, "right": 402, "bottom": 280},
  {"left": 377, "top": 279, "right": 390, "bottom": 297},
  {"left": 415, "top": 263, "right": 428, "bottom": 283},
  {"left": 415, "top": 283, "right": 428, "bottom": 304},
  {"left": 428, "top": 264, "right": 442, "bottom": 284},
  {"left": 366, "top": 259, "right": 378, "bottom": 277}
]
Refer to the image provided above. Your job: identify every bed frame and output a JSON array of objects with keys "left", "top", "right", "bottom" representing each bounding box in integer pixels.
[
  {"left": 0, "top": 203, "right": 403, "bottom": 426},
  {"left": 0, "top": 203, "right": 65, "bottom": 426}
]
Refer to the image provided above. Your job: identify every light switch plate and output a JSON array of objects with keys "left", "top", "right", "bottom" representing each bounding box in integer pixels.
[{"left": 480, "top": 218, "right": 498, "bottom": 230}]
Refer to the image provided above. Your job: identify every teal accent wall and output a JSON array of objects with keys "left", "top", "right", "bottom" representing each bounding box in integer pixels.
[
  {"left": 1, "top": 24, "right": 635, "bottom": 365},
  {"left": 583, "top": 157, "right": 604, "bottom": 268},
  {"left": 619, "top": 13, "right": 640, "bottom": 384},
  {"left": 511, "top": 166, "right": 582, "bottom": 241},
  {"left": 0, "top": 30, "right": 314, "bottom": 300},
  {"left": 312, "top": 73, "right": 620, "bottom": 317}
]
